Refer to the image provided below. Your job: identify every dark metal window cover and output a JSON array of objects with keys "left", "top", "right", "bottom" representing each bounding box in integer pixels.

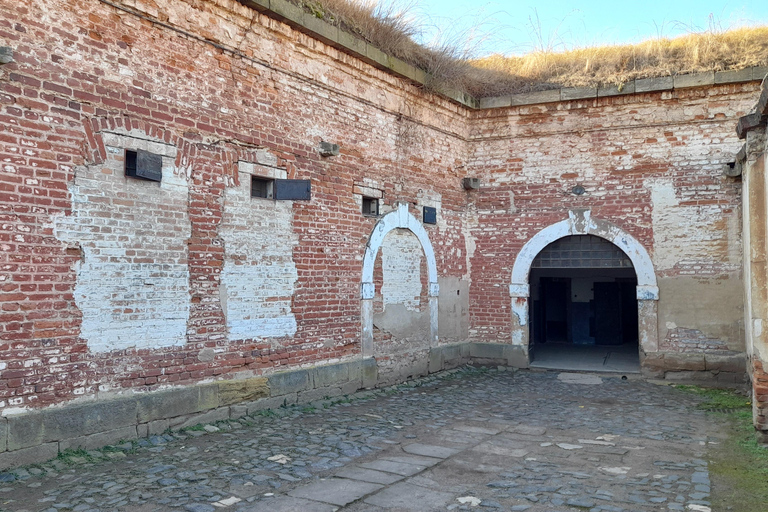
[
  {"left": 125, "top": 149, "right": 162, "bottom": 182},
  {"left": 423, "top": 206, "right": 437, "bottom": 224},
  {"left": 274, "top": 179, "right": 311, "bottom": 200},
  {"left": 532, "top": 235, "right": 633, "bottom": 268}
]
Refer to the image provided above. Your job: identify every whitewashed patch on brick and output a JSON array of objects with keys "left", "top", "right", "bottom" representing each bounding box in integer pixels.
[
  {"left": 220, "top": 166, "right": 298, "bottom": 341},
  {"left": 54, "top": 132, "right": 190, "bottom": 352},
  {"left": 380, "top": 229, "right": 424, "bottom": 311},
  {"left": 649, "top": 179, "right": 740, "bottom": 272}
]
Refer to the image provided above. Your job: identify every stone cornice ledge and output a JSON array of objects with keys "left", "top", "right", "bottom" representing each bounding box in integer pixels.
[
  {"left": 240, "top": 1, "right": 766, "bottom": 111},
  {"left": 736, "top": 78, "right": 768, "bottom": 139},
  {"left": 480, "top": 67, "right": 768, "bottom": 109}
]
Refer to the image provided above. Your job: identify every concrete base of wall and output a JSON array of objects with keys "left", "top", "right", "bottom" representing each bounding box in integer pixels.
[
  {"left": 640, "top": 351, "right": 748, "bottom": 388},
  {"left": 0, "top": 343, "right": 746, "bottom": 470}
]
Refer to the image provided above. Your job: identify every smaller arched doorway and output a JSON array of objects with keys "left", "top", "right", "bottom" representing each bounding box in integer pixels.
[
  {"left": 361, "top": 203, "right": 439, "bottom": 359},
  {"left": 529, "top": 235, "right": 640, "bottom": 371}
]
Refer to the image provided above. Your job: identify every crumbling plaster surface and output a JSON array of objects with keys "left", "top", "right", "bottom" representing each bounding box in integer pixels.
[
  {"left": 373, "top": 229, "right": 429, "bottom": 345},
  {"left": 379, "top": 229, "right": 424, "bottom": 312},
  {"left": 53, "top": 131, "right": 191, "bottom": 352},
  {"left": 649, "top": 179, "right": 741, "bottom": 275},
  {"left": 438, "top": 276, "right": 470, "bottom": 342},
  {"left": 219, "top": 163, "right": 298, "bottom": 342},
  {"left": 658, "top": 276, "right": 745, "bottom": 352}
]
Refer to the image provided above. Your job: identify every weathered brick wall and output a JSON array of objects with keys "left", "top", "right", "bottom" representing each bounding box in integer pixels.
[
  {"left": 753, "top": 359, "right": 768, "bottom": 441},
  {"left": 0, "top": 0, "right": 763, "bottom": 422},
  {"left": 466, "top": 86, "right": 756, "bottom": 355},
  {"left": 0, "top": 0, "right": 471, "bottom": 412}
]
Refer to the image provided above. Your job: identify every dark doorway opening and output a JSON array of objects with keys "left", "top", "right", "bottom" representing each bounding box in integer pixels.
[{"left": 529, "top": 235, "right": 640, "bottom": 372}]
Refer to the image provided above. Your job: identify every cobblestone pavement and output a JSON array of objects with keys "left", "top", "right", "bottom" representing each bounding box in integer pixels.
[{"left": 0, "top": 367, "right": 728, "bottom": 512}]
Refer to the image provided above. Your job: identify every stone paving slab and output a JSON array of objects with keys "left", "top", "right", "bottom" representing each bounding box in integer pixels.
[
  {"left": 334, "top": 467, "right": 404, "bottom": 485},
  {"left": 239, "top": 495, "right": 338, "bottom": 511},
  {"left": 449, "top": 424, "right": 504, "bottom": 435},
  {"left": 358, "top": 459, "right": 428, "bottom": 477},
  {"left": 402, "top": 443, "right": 460, "bottom": 459},
  {"left": 287, "top": 478, "right": 383, "bottom": 506},
  {"left": 362, "top": 481, "right": 455, "bottom": 510},
  {"left": 378, "top": 454, "right": 442, "bottom": 467},
  {"left": 471, "top": 441, "right": 530, "bottom": 458},
  {"left": 430, "top": 430, "right": 487, "bottom": 445}
]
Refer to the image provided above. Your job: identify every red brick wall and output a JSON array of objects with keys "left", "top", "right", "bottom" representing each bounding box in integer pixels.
[
  {"left": 753, "top": 358, "right": 768, "bottom": 437},
  {"left": 0, "top": 0, "right": 470, "bottom": 411}
]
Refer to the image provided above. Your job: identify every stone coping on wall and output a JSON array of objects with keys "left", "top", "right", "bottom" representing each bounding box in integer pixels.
[
  {"left": 0, "top": 343, "right": 748, "bottom": 471},
  {"left": 237, "top": 1, "right": 767, "bottom": 110},
  {"left": 737, "top": 78, "right": 768, "bottom": 138}
]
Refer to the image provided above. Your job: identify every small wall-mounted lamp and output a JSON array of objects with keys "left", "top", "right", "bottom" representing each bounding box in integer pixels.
[
  {"left": 0, "top": 47, "right": 14, "bottom": 65},
  {"left": 571, "top": 185, "right": 586, "bottom": 196},
  {"left": 462, "top": 177, "right": 480, "bottom": 190},
  {"left": 319, "top": 141, "right": 340, "bottom": 157}
]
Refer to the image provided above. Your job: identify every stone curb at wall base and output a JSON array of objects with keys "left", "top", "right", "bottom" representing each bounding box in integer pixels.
[{"left": 0, "top": 344, "right": 749, "bottom": 471}]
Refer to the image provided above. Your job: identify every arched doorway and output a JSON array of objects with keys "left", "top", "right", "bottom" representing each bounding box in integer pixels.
[
  {"left": 529, "top": 235, "right": 640, "bottom": 371},
  {"left": 509, "top": 210, "right": 659, "bottom": 371},
  {"left": 361, "top": 202, "right": 439, "bottom": 359}
]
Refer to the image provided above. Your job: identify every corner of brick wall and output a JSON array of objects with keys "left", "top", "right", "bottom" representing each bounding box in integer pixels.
[{"left": 752, "top": 357, "right": 768, "bottom": 442}]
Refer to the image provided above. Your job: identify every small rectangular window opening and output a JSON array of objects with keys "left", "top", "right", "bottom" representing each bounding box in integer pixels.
[
  {"left": 423, "top": 206, "right": 437, "bottom": 225},
  {"left": 251, "top": 176, "right": 274, "bottom": 199},
  {"left": 362, "top": 197, "right": 379, "bottom": 216},
  {"left": 125, "top": 149, "right": 162, "bottom": 182}
]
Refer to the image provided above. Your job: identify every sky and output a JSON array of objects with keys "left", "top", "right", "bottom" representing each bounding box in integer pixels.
[{"left": 403, "top": 0, "right": 768, "bottom": 57}]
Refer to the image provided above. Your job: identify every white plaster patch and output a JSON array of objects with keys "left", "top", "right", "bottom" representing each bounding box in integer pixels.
[
  {"left": 511, "top": 298, "right": 528, "bottom": 328},
  {"left": 54, "top": 133, "right": 190, "bottom": 352},
  {"left": 220, "top": 168, "right": 298, "bottom": 341},
  {"left": 380, "top": 229, "right": 424, "bottom": 311}
]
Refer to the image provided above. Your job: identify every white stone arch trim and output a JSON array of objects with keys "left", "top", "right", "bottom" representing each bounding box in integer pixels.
[
  {"left": 360, "top": 202, "right": 439, "bottom": 358},
  {"left": 361, "top": 202, "right": 439, "bottom": 297},
  {"left": 509, "top": 209, "right": 659, "bottom": 300}
]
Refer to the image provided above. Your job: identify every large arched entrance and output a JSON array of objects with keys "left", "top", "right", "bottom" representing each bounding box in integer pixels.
[
  {"left": 510, "top": 210, "right": 659, "bottom": 371},
  {"left": 529, "top": 235, "right": 640, "bottom": 371}
]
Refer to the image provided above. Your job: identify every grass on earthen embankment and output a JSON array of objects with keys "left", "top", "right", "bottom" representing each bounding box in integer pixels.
[
  {"left": 286, "top": 1, "right": 768, "bottom": 98},
  {"left": 676, "top": 386, "right": 768, "bottom": 512}
]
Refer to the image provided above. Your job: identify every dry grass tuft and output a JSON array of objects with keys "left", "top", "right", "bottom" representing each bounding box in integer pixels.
[
  {"left": 287, "top": 0, "right": 475, "bottom": 91},
  {"left": 472, "top": 27, "right": 768, "bottom": 95},
  {"left": 282, "top": 1, "right": 768, "bottom": 98}
]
